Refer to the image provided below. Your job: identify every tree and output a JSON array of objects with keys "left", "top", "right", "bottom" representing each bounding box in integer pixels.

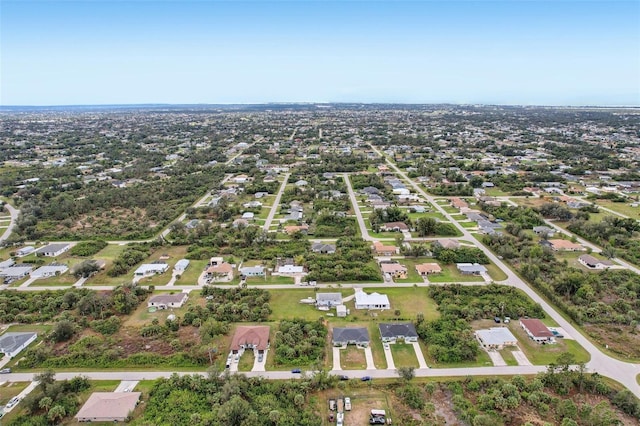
[
  {"left": 48, "top": 405, "right": 66, "bottom": 423},
  {"left": 50, "top": 320, "right": 75, "bottom": 343},
  {"left": 397, "top": 366, "right": 415, "bottom": 382},
  {"left": 38, "top": 396, "right": 53, "bottom": 412}
]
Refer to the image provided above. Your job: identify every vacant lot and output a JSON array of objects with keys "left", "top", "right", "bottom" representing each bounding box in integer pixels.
[
  {"left": 389, "top": 343, "right": 418, "bottom": 368},
  {"left": 341, "top": 346, "right": 367, "bottom": 370}
]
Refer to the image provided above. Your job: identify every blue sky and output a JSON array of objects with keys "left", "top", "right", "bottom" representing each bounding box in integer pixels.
[{"left": 1, "top": 1, "right": 639, "bottom": 106}]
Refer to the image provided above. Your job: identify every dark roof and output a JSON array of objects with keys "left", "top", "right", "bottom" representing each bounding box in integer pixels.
[
  {"left": 378, "top": 323, "right": 418, "bottom": 339},
  {"left": 332, "top": 327, "right": 370, "bottom": 343}
]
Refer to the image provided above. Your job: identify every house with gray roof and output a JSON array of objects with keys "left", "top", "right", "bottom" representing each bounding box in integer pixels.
[
  {"left": 332, "top": 327, "right": 370, "bottom": 347},
  {"left": 239, "top": 265, "right": 265, "bottom": 277},
  {"left": 456, "top": 263, "right": 488, "bottom": 275},
  {"left": 0, "top": 265, "right": 33, "bottom": 281},
  {"left": 147, "top": 293, "right": 188, "bottom": 309},
  {"left": 35, "top": 243, "right": 70, "bottom": 257},
  {"left": 31, "top": 264, "right": 69, "bottom": 278},
  {"left": 316, "top": 292, "right": 343, "bottom": 307},
  {"left": 311, "top": 243, "right": 336, "bottom": 254},
  {"left": 0, "top": 332, "right": 38, "bottom": 358},
  {"left": 378, "top": 323, "right": 418, "bottom": 343},
  {"left": 475, "top": 327, "right": 518, "bottom": 350}
]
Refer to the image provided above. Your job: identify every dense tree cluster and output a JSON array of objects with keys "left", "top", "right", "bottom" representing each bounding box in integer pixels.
[
  {"left": 481, "top": 202, "right": 545, "bottom": 228},
  {"left": 432, "top": 245, "right": 490, "bottom": 264},
  {"left": 200, "top": 287, "right": 272, "bottom": 322},
  {"left": 273, "top": 319, "right": 327, "bottom": 366},
  {"left": 69, "top": 240, "right": 108, "bottom": 256},
  {"left": 567, "top": 216, "right": 640, "bottom": 265},
  {"left": 305, "top": 237, "right": 380, "bottom": 282},
  {"left": 107, "top": 243, "right": 153, "bottom": 277}
]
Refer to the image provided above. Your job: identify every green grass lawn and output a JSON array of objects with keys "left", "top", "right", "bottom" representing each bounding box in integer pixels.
[
  {"left": 174, "top": 259, "right": 208, "bottom": 285},
  {"left": 424, "top": 342, "right": 494, "bottom": 368},
  {"left": 389, "top": 343, "right": 418, "bottom": 368},
  {"left": 237, "top": 350, "right": 255, "bottom": 372},
  {"left": 407, "top": 212, "right": 447, "bottom": 221},
  {"left": 459, "top": 221, "right": 477, "bottom": 229},
  {"left": 268, "top": 289, "right": 323, "bottom": 321},
  {"left": 340, "top": 345, "right": 367, "bottom": 369},
  {"left": 355, "top": 286, "right": 440, "bottom": 322},
  {"left": 499, "top": 348, "right": 519, "bottom": 366},
  {"left": 366, "top": 323, "right": 387, "bottom": 369},
  {"left": 592, "top": 199, "right": 640, "bottom": 218},
  {"left": 427, "top": 264, "right": 484, "bottom": 283},
  {"left": 0, "top": 382, "right": 29, "bottom": 405},
  {"left": 485, "top": 262, "right": 508, "bottom": 281},
  {"left": 391, "top": 258, "right": 423, "bottom": 283}
]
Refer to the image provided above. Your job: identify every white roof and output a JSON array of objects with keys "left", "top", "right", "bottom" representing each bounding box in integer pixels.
[
  {"left": 278, "top": 265, "right": 304, "bottom": 274},
  {"left": 135, "top": 263, "right": 168, "bottom": 274},
  {"left": 456, "top": 263, "right": 488, "bottom": 273},
  {"left": 31, "top": 265, "right": 69, "bottom": 276},
  {"left": 174, "top": 259, "right": 190, "bottom": 270},
  {"left": 355, "top": 291, "right": 390, "bottom": 306},
  {"left": 0, "top": 265, "right": 33, "bottom": 276},
  {"left": 476, "top": 327, "right": 517, "bottom": 346}
]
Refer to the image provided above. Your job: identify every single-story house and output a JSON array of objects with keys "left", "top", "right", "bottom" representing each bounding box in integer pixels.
[
  {"left": 277, "top": 265, "right": 304, "bottom": 275},
  {"left": 205, "top": 262, "right": 234, "bottom": 281},
  {"left": 284, "top": 224, "right": 309, "bottom": 235},
  {"left": 0, "top": 265, "right": 33, "bottom": 280},
  {"left": 75, "top": 392, "right": 141, "bottom": 422},
  {"left": 456, "top": 263, "right": 488, "bottom": 275},
  {"left": 0, "top": 332, "right": 38, "bottom": 358},
  {"left": 336, "top": 305, "right": 348, "bottom": 317},
  {"left": 311, "top": 243, "right": 336, "bottom": 254},
  {"left": 230, "top": 326, "right": 270, "bottom": 353},
  {"left": 35, "top": 243, "right": 70, "bottom": 257},
  {"left": 134, "top": 263, "right": 169, "bottom": 277},
  {"left": 31, "top": 264, "right": 69, "bottom": 278},
  {"left": 542, "top": 239, "right": 586, "bottom": 252},
  {"left": 354, "top": 291, "right": 390, "bottom": 310},
  {"left": 380, "top": 222, "right": 409, "bottom": 232},
  {"left": 233, "top": 218, "right": 249, "bottom": 228},
  {"left": 243, "top": 201, "right": 262, "bottom": 208},
  {"left": 475, "top": 327, "right": 518, "bottom": 350},
  {"left": 332, "top": 327, "right": 370, "bottom": 347},
  {"left": 578, "top": 254, "right": 613, "bottom": 270},
  {"left": 532, "top": 226, "right": 556, "bottom": 238},
  {"left": 415, "top": 263, "right": 442, "bottom": 276},
  {"left": 520, "top": 319, "right": 555, "bottom": 344},
  {"left": 147, "top": 293, "right": 188, "bottom": 309},
  {"left": 433, "top": 239, "right": 460, "bottom": 250},
  {"left": 16, "top": 246, "right": 35, "bottom": 257},
  {"left": 316, "top": 292, "right": 343, "bottom": 307},
  {"left": 450, "top": 197, "right": 469, "bottom": 209},
  {"left": 174, "top": 259, "right": 190, "bottom": 272},
  {"left": 241, "top": 212, "right": 255, "bottom": 221},
  {"left": 380, "top": 262, "right": 407, "bottom": 279},
  {"left": 239, "top": 265, "right": 265, "bottom": 277},
  {"left": 379, "top": 323, "right": 418, "bottom": 343},
  {"left": 0, "top": 258, "right": 15, "bottom": 270},
  {"left": 372, "top": 241, "right": 397, "bottom": 256}
]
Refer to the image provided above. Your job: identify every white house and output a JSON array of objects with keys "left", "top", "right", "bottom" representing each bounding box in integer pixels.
[
  {"left": 16, "top": 246, "right": 35, "bottom": 257},
  {"left": 35, "top": 243, "right": 70, "bottom": 257},
  {"left": 134, "top": 263, "right": 169, "bottom": 277},
  {"left": 0, "top": 332, "right": 38, "bottom": 358},
  {"left": 475, "top": 327, "right": 518, "bottom": 350},
  {"left": 147, "top": 293, "right": 188, "bottom": 309},
  {"left": 354, "top": 291, "right": 390, "bottom": 310},
  {"left": 277, "top": 265, "right": 304, "bottom": 275},
  {"left": 31, "top": 264, "right": 69, "bottom": 279},
  {"left": 174, "top": 259, "right": 190, "bottom": 272},
  {"left": 239, "top": 265, "right": 265, "bottom": 277},
  {"left": 0, "top": 265, "right": 33, "bottom": 280},
  {"left": 0, "top": 258, "right": 15, "bottom": 270}
]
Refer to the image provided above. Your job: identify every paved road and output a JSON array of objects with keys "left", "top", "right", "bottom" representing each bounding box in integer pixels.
[
  {"left": 343, "top": 174, "right": 373, "bottom": 241},
  {"left": 369, "top": 144, "right": 640, "bottom": 396},
  {"left": 0, "top": 202, "right": 19, "bottom": 243},
  {"left": 263, "top": 173, "right": 291, "bottom": 231}
]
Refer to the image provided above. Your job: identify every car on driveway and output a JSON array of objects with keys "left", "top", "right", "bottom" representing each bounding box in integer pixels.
[
  {"left": 361, "top": 376, "right": 372, "bottom": 381},
  {"left": 291, "top": 368, "right": 302, "bottom": 374}
]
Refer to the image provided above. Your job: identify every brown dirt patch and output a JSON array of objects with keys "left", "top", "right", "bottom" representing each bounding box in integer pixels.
[{"left": 584, "top": 323, "right": 640, "bottom": 359}]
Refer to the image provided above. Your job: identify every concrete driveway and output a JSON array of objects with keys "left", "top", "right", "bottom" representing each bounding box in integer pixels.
[
  {"left": 486, "top": 350, "right": 507, "bottom": 366},
  {"left": 512, "top": 350, "right": 532, "bottom": 366},
  {"left": 382, "top": 343, "right": 395, "bottom": 370},
  {"left": 332, "top": 347, "right": 342, "bottom": 370},
  {"left": 363, "top": 347, "right": 376, "bottom": 370},
  {"left": 411, "top": 341, "right": 429, "bottom": 369},
  {"left": 252, "top": 350, "right": 267, "bottom": 372},
  {"left": 114, "top": 380, "right": 139, "bottom": 392}
]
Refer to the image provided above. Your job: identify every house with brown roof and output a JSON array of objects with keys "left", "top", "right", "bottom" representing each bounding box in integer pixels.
[
  {"left": 205, "top": 262, "right": 234, "bottom": 282},
  {"left": 542, "top": 239, "right": 586, "bottom": 252},
  {"left": 372, "top": 241, "right": 397, "bottom": 256},
  {"left": 433, "top": 239, "right": 460, "bottom": 250},
  {"left": 520, "top": 319, "right": 555, "bottom": 344},
  {"left": 415, "top": 263, "right": 442, "bottom": 276},
  {"left": 380, "top": 262, "right": 407, "bottom": 279},
  {"left": 147, "top": 293, "right": 188, "bottom": 309},
  {"left": 578, "top": 254, "right": 613, "bottom": 270},
  {"left": 230, "top": 326, "right": 270, "bottom": 354},
  {"left": 284, "top": 224, "right": 309, "bottom": 235},
  {"left": 450, "top": 197, "right": 469, "bottom": 210},
  {"left": 380, "top": 222, "right": 410, "bottom": 232},
  {"left": 75, "top": 392, "right": 141, "bottom": 422}
]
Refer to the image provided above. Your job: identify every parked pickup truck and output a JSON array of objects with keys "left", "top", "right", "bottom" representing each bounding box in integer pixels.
[
  {"left": 344, "top": 397, "right": 351, "bottom": 411},
  {"left": 329, "top": 398, "right": 336, "bottom": 411}
]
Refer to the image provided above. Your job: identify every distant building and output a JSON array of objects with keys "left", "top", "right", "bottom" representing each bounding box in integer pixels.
[
  {"left": 134, "top": 263, "right": 169, "bottom": 277},
  {"left": 541, "top": 239, "right": 585, "bottom": 252},
  {"left": 578, "top": 254, "right": 613, "bottom": 270},
  {"left": 532, "top": 226, "right": 556, "bottom": 238},
  {"left": 311, "top": 242, "right": 336, "bottom": 254},
  {"left": 35, "top": 243, "right": 70, "bottom": 257},
  {"left": 15, "top": 246, "right": 35, "bottom": 257}
]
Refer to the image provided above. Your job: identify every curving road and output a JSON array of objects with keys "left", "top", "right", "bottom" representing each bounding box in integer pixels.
[
  {"left": 0, "top": 202, "right": 19, "bottom": 243},
  {"left": 369, "top": 144, "right": 640, "bottom": 397}
]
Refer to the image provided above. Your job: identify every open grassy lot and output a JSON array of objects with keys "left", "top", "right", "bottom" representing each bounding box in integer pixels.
[
  {"left": 424, "top": 341, "right": 493, "bottom": 368},
  {"left": 499, "top": 347, "right": 519, "bottom": 366},
  {"left": 427, "top": 264, "right": 485, "bottom": 283},
  {"left": 592, "top": 199, "right": 640, "bottom": 218},
  {"left": 389, "top": 343, "right": 418, "bottom": 368},
  {"left": 173, "top": 259, "right": 208, "bottom": 285},
  {"left": 353, "top": 287, "right": 440, "bottom": 322},
  {"left": 268, "top": 289, "right": 323, "bottom": 321},
  {"left": 407, "top": 212, "right": 447, "bottom": 221},
  {"left": 366, "top": 323, "right": 388, "bottom": 369},
  {"left": 123, "top": 290, "right": 203, "bottom": 328},
  {"left": 0, "top": 382, "right": 29, "bottom": 406},
  {"left": 485, "top": 262, "right": 508, "bottom": 281},
  {"left": 391, "top": 258, "right": 425, "bottom": 283}
]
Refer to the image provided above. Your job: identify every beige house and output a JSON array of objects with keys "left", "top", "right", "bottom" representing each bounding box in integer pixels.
[{"left": 75, "top": 392, "right": 141, "bottom": 422}]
